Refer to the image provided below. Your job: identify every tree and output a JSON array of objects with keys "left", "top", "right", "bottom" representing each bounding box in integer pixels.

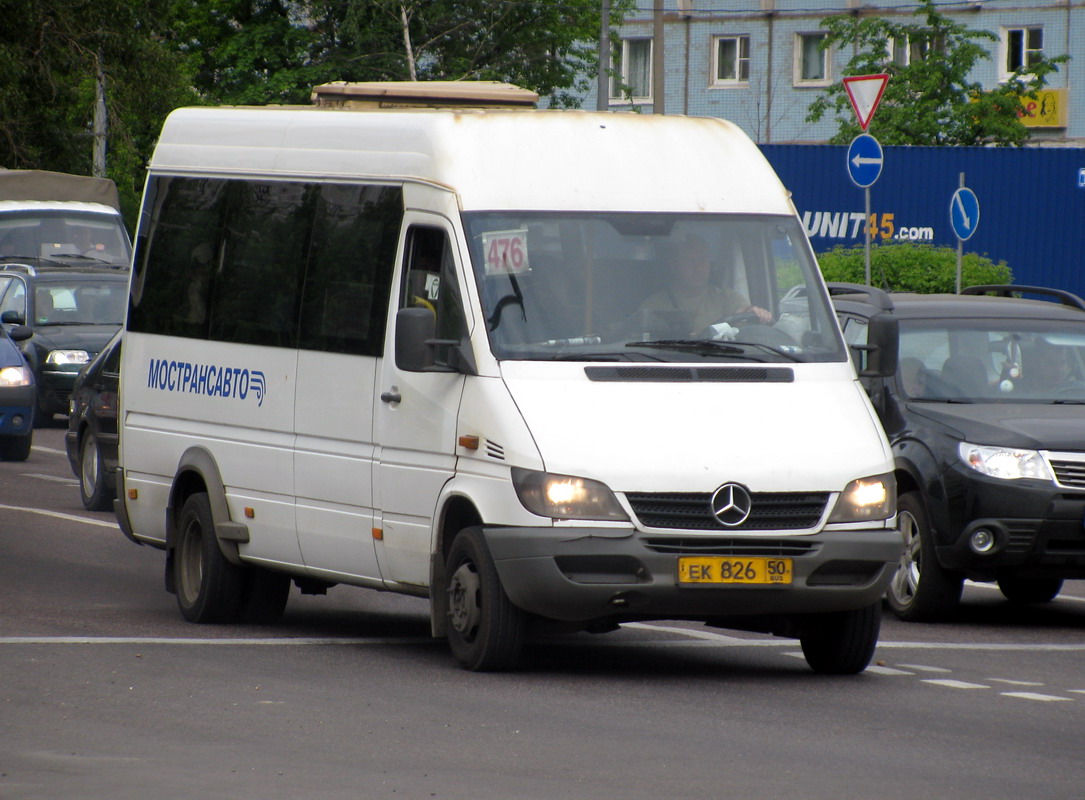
[
  {"left": 0, "top": 0, "right": 197, "bottom": 220},
  {"left": 806, "top": 0, "right": 1067, "bottom": 145}
]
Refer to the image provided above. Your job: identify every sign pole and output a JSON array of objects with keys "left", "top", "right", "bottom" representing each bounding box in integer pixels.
[
  {"left": 865, "top": 186, "right": 872, "bottom": 286},
  {"left": 956, "top": 173, "right": 964, "bottom": 294}
]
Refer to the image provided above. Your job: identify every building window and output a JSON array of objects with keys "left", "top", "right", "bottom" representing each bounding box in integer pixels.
[
  {"left": 795, "top": 33, "right": 829, "bottom": 85},
  {"left": 611, "top": 38, "right": 652, "bottom": 101},
  {"left": 1003, "top": 26, "right": 1043, "bottom": 77},
  {"left": 713, "top": 35, "right": 750, "bottom": 85},
  {"left": 888, "top": 35, "right": 944, "bottom": 67}
]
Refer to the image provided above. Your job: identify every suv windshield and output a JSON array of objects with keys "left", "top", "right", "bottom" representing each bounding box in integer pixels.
[
  {"left": 899, "top": 317, "right": 1085, "bottom": 403},
  {"left": 462, "top": 212, "right": 844, "bottom": 364},
  {"left": 0, "top": 211, "right": 131, "bottom": 266}
]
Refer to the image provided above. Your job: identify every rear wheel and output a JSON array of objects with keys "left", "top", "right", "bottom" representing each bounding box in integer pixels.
[
  {"left": 174, "top": 492, "right": 244, "bottom": 623},
  {"left": 997, "top": 575, "right": 1063, "bottom": 605},
  {"left": 445, "top": 527, "right": 525, "bottom": 671},
  {"left": 78, "top": 431, "right": 112, "bottom": 511},
  {"left": 799, "top": 602, "right": 881, "bottom": 675},
  {"left": 886, "top": 491, "right": 963, "bottom": 621}
]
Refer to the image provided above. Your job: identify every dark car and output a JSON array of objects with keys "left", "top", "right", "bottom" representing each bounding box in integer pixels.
[
  {"left": 0, "top": 321, "right": 35, "bottom": 460},
  {"left": 66, "top": 330, "right": 121, "bottom": 510},
  {"left": 832, "top": 283, "right": 1085, "bottom": 620},
  {"left": 0, "top": 263, "right": 126, "bottom": 425}
]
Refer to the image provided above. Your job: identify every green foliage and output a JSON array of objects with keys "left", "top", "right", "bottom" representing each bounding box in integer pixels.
[
  {"left": 806, "top": 0, "right": 1068, "bottom": 145},
  {"left": 817, "top": 242, "right": 1012, "bottom": 293}
]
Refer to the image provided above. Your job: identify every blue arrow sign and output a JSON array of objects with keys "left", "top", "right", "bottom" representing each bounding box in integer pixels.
[
  {"left": 847, "top": 134, "right": 883, "bottom": 188},
  {"left": 950, "top": 187, "right": 980, "bottom": 241}
]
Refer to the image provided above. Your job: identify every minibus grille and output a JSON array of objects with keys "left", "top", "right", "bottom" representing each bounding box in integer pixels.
[
  {"left": 644, "top": 538, "right": 817, "bottom": 556},
  {"left": 585, "top": 366, "right": 794, "bottom": 383},
  {"left": 625, "top": 491, "right": 828, "bottom": 531}
]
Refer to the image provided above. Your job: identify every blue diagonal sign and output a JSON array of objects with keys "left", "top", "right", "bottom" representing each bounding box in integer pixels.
[
  {"left": 950, "top": 187, "right": 980, "bottom": 241},
  {"left": 847, "top": 134, "right": 883, "bottom": 188}
]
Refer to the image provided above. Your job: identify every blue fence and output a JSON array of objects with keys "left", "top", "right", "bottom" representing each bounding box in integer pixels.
[{"left": 760, "top": 144, "right": 1085, "bottom": 296}]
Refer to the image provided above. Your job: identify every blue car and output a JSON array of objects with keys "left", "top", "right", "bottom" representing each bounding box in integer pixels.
[{"left": 0, "top": 321, "right": 34, "bottom": 460}]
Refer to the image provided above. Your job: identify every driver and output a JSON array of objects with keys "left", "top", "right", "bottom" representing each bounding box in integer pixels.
[{"left": 638, "top": 235, "right": 771, "bottom": 336}]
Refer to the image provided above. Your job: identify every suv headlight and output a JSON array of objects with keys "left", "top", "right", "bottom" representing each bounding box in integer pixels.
[
  {"left": 828, "top": 473, "right": 896, "bottom": 523},
  {"left": 0, "top": 365, "right": 32, "bottom": 387},
  {"left": 959, "top": 442, "right": 1053, "bottom": 481},
  {"left": 512, "top": 468, "right": 628, "bottom": 521},
  {"left": 46, "top": 349, "right": 91, "bottom": 367}
]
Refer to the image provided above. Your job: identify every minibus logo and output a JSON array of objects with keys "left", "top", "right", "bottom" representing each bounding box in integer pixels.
[
  {"left": 146, "top": 357, "right": 268, "bottom": 407},
  {"left": 710, "top": 484, "right": 752, "bottom": 527}
]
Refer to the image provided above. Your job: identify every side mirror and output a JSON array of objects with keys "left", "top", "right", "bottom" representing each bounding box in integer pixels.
[
  {"left": 853, "top": 313, "right": 898, "bottom": 378},
  {"left": 395, "top": 307, "right": 438, "bottom": 372},
  {"left": 7, "top": 324, "right": 32, "bottom": 342},
  {"left": 1, "top": 309, "right": 25, "bottom": 326}
]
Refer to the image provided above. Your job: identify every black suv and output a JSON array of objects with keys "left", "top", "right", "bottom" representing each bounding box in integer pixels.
[
  {"left": 832, "top": 283, "right": 1085, "bottom": 620},
  {"left": 0, "top": 264, "right": 126, "bottom": 424}
]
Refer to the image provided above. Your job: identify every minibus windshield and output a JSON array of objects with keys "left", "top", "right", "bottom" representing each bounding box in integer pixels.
[{"left": 463, "top": 211, "right": 845, "bottom": 364}]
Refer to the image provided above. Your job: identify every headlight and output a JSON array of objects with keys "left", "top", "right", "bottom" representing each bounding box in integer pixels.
[
  {"left": 46, "top": 349, "right": 91, "bottom": 366},
  {"left": 512, "top": 468, "right": 628, "bottom": 521},
  {"left": 828, "top": 473, "right": 896, "bottom": 523},
  {"left": 0, "top": 365, "right": 32, "bottom": 387},
  {"left": 959, "top": 442, "right": 1053, "bottom": 481}
]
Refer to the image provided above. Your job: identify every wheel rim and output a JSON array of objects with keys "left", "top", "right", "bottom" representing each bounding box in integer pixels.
[
  {"left": 177, "top": 518, "right": 205, "bottom": 607},
  {"left": 447, "top": 561, "right": 481, "bottom": 640},
  {"left": 80, "top": 435, "right": 99, "bottom": 498},
  {"left": 889, "top": 509, "right": 922, "bottom": 608}
]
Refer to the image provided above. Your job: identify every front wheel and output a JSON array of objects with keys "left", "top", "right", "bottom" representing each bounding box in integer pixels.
[
  {"left": 445, "top": 527, "right": 525, "bottom": 671},
  {"left": 997, "top": 575, "right": 1063, "bottom": 605},
  {"left": 174, "top": 492, "right": 244, "bottom": 623},
  {"left": 798, "top": 602, "right": 881, "bottom": 675},
  {"left": 886, "top": 491, "right": 963, "bottom": 621}
]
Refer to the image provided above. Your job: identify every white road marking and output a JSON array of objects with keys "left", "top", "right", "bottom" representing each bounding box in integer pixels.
[
  {"left": 30, "top": 445, "right": 67, "bottom": 456},
  {"left": 23, "top": 473, "right": 78, "bottom": 485},
  {"left": 1001, "top": 692, "right": 1072, "bottom": 702},
  {"left": 922, "top": 679, "right": 990, "bottom": 690},
  {"left": 865, "top": 665, "right": 914, "bottom": 675},
  {"left": 0, "top": 503, "right": 119, "bottom": 528},
  {"left": 0, "top": 636, "right": 437, "bottom": 646},
  {"left": 988, "top": 678, "right": 1044, "bottom": 687},
  {"left": 897, "top": 664, "right": 952, "bottom": 673}
]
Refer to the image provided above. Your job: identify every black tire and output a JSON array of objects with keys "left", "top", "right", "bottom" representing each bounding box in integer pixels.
[
  {"left": 78, "top": 431, "right": 112, "bottom": 511},
  {"left": 799, "top": 602, "right": 881, "bottom": 675},
  {"left": 33, "top": 392, "right": 52, "bottom": 428},
  {"left": 0, "top": 432, "right": 32, "bottom": 461},
  {"left": 886, "top": 491, "right": 964, "bottom": 622},
  {"left": 997, "top": 575, "right": 1063, "bottom": 605},
  {"left": 445, "top": 527, "right": 525, "bottom": 671},
  {"left": 173, "top": 492, "right": 244, "bottom": 623},
  {"left": 239, "top": 569, "right": 291, "bottom": 624}
]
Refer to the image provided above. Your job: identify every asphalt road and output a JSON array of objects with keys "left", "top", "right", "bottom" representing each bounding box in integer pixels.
[{"left": 3, "top": 426, "right": 1084, "bottom": 799}]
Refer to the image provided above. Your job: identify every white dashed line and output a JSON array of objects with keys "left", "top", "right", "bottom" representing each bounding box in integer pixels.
[
  {"left": 922, "top": 679, "right": 990, "bottom": 690},
  {"left": 1001, "top": 692, "right": 1072, "bottom": 702}
]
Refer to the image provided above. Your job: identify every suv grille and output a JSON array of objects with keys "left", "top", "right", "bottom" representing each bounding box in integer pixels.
[
  {"left": 625, "top": 491, "right": 828, "bottom": 531},
  {"left": 1049, "top": 457, "right": 1085, "bottom": 490}
]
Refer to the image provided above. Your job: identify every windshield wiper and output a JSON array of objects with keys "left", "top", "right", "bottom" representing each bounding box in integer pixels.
[{"left": 626, "top": 339, "right": 802, "bottom": 363}]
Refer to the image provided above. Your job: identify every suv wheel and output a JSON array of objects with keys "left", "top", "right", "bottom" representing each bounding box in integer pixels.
[
  {"left": 886, "top": 491, "right": 964, "bottom": 622},
  {"left": 997, "top": 575, "right": 1062, "bottom": 605}
]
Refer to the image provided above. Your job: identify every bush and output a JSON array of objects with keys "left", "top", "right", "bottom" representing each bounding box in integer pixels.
[{"left": 816, "top": 242, "right": 1012, "bottom": 293}]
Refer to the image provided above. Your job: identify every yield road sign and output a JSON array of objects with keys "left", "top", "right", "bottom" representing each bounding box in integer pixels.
[
  {"left": 847, "top": 134, "right": 883, "bottom": 188},
  {"left": 950, "top": 187, "right": 980, "bottom": 241},
  {"left": 843, "top": 74, "right": 889, "bottom": 131}
]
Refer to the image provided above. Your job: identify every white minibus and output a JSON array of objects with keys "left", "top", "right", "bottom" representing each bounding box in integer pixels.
[{"left": 116, "top": 94, "right": 900, "bottom": 674}]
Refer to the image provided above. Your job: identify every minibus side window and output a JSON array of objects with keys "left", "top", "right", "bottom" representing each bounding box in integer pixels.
[
  {"left": 401, "top": 226, "right": 467, "bottom": 366},
  {"left": 209, "top": 181, "right": 309, "bottom": 348},
  {"left": 299, "top": 184, "right": 402, "bottom": 356},
  {"left": 129, "top": 176, "right": 226, "bottom": 339}
]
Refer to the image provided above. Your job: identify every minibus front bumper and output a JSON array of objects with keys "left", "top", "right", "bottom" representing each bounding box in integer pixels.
[{"left": 482, "top": 525, "right": 901, "bottom": 622}]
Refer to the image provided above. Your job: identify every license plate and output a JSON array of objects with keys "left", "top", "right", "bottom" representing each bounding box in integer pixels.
[{"left": 677, "top": 557, "right": 793, "bottom": 585}]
